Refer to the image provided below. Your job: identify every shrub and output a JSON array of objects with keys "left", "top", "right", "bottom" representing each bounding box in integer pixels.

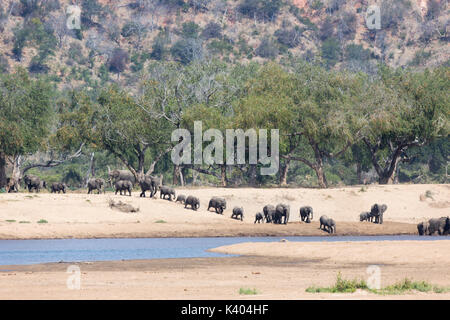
[
  {"left": 274, "top": 27, "right": 303, "bottom": 48},
  {"left": 170, "top": 39, "right": 203, "bottom": 64},
  {"left": 345, "top": 44, "right": 371, "bottom": 61},
  {"left": 109, "top": 48, "right": 129, "bottom": 74},
  {"left": 237, "top": 0, "right": 283, "bottom": 21},
  {"left": 201, "top": 22, "right": 222, "bottom": 40},
  {"left": 181, "top": 21, "right": 200, "bottom": 39},
  {"left": 319, "top": 17, "right": 334, "bottom": 41},
  {"left": 0, "top": 54, "right": 9, "bottom": 73},
  {"left": 255, "top": 38, "right": 279, "bottom": 58},
  {"left": 321, "top": 38, "right": 341, "bottom": 67},
  {"left": 337, "top": 11, "right": 357, "bottom": 40}
]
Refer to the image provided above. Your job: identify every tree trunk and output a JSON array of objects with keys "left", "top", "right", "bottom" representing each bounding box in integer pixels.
[
  {"left": 0, "top": 153, "right": 7, "bottom": 189},
  {"left": 279, "top": 159, "right": 290, "bottom": 186},
  {"left": 314, "top": 165, "right": 328, "bottom": 189},
  {"left": 248, "top": 164, "right": 257, "bottom": 186},
  {"left": 8, "top": 155, "right": 22, "bottom": 192},
  {"left": 173, "top": 164, "right": 180, "bottom": 185},
  {"left": 220, "top": 165, "right": 227, "bottom": 187},
  {"left": 356, "top": 162, "right": 362, "bottom": 185}
]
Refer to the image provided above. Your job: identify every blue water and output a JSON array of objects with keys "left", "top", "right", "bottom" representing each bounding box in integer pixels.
[{"left": 0, "top": 235, "right": 448, "bottom": 266}]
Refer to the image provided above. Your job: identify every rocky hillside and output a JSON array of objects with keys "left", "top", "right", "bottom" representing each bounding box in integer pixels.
[{"left": 0, "top": 0, "right": 448, "bottom": 88}]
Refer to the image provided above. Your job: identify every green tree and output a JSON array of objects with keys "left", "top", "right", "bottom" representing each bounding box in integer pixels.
[
  {"left": 0, "top": 69, "right": 53, "bottom": 188},
  {"left": 361, "top": 66, "right": 449, "bottom": 184}
]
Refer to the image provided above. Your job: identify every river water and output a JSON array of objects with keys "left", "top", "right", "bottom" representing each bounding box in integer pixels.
[{"left": 0, "top": 235, "right": 448, "bottom": 266}]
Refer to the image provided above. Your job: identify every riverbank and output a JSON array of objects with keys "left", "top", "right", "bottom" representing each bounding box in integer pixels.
[
  {"left": 1, "top": 240, "right": 449, "bottom": 299},
  {"left": 0, "top": 184, "right": 448, "bottom": 239}
]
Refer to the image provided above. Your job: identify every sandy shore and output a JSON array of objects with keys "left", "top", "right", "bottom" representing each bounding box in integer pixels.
[
  {"left": 1, "top": 240, "right": 449, "bottom": 300},
  {"left": 0, "top": 184, "right": 448, "bottom": 239}
]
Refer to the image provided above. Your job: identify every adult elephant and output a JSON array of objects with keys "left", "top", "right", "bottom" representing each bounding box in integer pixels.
[
  {"left": 370, "top": 204, "right": 387, "bottom": 224},
  {"left": 428, "top": 217, "right": 450, "bottom": 235},
  {"left": 23, "top": 175, "right": 43, "bottom": 193},
  {"left": 208, "top": 197, "right": 227, "bottom": 214},
  {"left": 263, "top": 205, "right": 276, "bottom": 223},
  {"left": 300, "top": 206, "right": 313, "bottom": 223},
  {"left": 274, "top": 204, "right": 290, "bottom": 224},
  {"left": 138, "top": 174, "right": 158, "bottom": 198},
  {"left": 108, "top": 169, "right": 136, "bottom": 186}
]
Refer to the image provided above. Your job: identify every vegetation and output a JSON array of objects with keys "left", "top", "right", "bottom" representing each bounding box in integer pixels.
[
  {"left": 306, "top": 273, "right": 450, "bottom": 295},
  {"left": 0, "top": 0, "right": 448, "bottom": 190},
  {"left": 239, "top": 287, "right": 259, "bottom": 295}
]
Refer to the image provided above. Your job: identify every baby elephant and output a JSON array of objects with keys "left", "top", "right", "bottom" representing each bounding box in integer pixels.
[
  {"left": 160, "top": 186, "right": 176, "bottom": 201},
  {"left": 300, "top": 206, "right": 313, "bottom": 223},
  {"left": 115, "top": 180, "right": 132, "bottom": 196},
  {"left": 51, "top": 182, "right": 67, "bottom": 194},
  {"left": 87, "top": 178, "right": 105, "bottom": 194},
  {"left": 185, "top": 195, "right": 200, "bottom": 211},
  {"left": 359, "top": 211, "right": 371, "bottom": 222},
  {"left": 231, "top": 207, "right": 244, "bottom": 221},
  {"left": 417, "top": 221, "right": 430, "bottom": 236},
  {"left": 255, "top": 212, "right": 264, "bottom": 224},
  {"left": 319, "top": 215, "right": 336, "bottom": 234},
  {"left": 175, "top": 194, "right": 186, "bottom": 204}
]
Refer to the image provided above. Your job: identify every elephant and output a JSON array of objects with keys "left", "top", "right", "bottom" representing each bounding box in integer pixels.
[
  {"left": 159, "top": 186, "right": 176, "bottom": 201},
  {"left": 319, "top": 215, "right": 336, "bottom": 234},
  {"left": 87, "top": 178, "right": 105, "bottom": 194},
  {"left": 370, "top": 204, "right": 387, "bottom": 224},
  {"left": 255, "top": 212, "right": 264, "bottom": 224},
  {"left": 115, "top": 180, "right": 132, "bottom": 196},
  {"left": 359, "top": 212, "right": 371, "bottom": 222},
  {"left": 108, "top": 169, "right": 136, "bottom": 186},
  {"left": 417, "top": 221, "right": 430, "bottom": 236},
  {"left": 208, "top": 197, "right": 227, "bottom": 214},
  {"left": 274, "top": 203, "right": 290, "bottom": 224},
  {"left": 427, "top": 217, "right": 450, "bottom": 235},
  {"left": 263, "top": 205, "right": 276, "bottom": 223},
  {"left": 138, "top": 174, "right": 157, "bottom": 198},
  {"left": 175, "top": 194, "right": 186, "bottom": 204},
  {"left": 300, "top": 206, "right": 313, "bottom": 223},
  {"left": 185, "top": 195, "right": 200, "bottom": 211},
  {"left": 23, "top": 175, "right": 43, "bottom": 193},
  {"left": 231, "top": 207, "right": 244, "bottom": 221},
  {"left": 51, "top": 182, "right": 67, "bottom": 194}
]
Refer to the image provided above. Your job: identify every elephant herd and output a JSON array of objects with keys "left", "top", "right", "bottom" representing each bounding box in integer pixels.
[
  {"left": 10, "top": 172, "right": 449, "bottom": 237},
  {"left": 417, "top": 217, "right": 450, "bottom": 236}
]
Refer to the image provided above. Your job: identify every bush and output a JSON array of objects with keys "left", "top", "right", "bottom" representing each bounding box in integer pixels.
[
  {"left": 201, "top": 22, "right": 222, "bottom": 40},
  {"left": 274, "top": 27, "right": 303, "bottom": 48},
  {"left": 319, "top": 17, "right": 334, "bottom": 41},
  {"left": 170, "top": 39, "right": 203, "bottom": 64},
  {"left": 0, "top": 54, "right": 9, "bottom": 73},
  {"left": 345, "top": 44, "right": 371, "bottom": 61},
  {"left": 408, "top": 50, "right": 432, "bottom": 66},
  {"left": 108, "top": 48, "right": 129, "bottom": 74},
  {"left": 237, "top": 0, "right": 283, "bottom": 21},
  {"left": 337, "top": 11, "right": 357, "bottom": 40},
  {"left": 321, "top": 38, "right": 341, "bottom": 67},
  {"left": 181, "top": 21, "right": 200, "bottom": 39},
  {"left": 207, "top": 39, "right": 233, "bottom": 55},
  {"left": 255, "top": 38, "right": 279, "bottom": 58}
]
